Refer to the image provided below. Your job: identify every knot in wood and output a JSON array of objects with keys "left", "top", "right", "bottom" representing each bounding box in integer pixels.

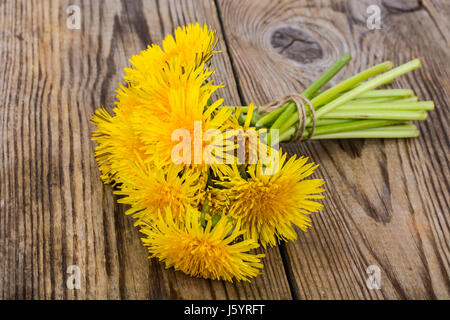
[{"left": 270, "top": 26, "right": 323, "bottom": 63}]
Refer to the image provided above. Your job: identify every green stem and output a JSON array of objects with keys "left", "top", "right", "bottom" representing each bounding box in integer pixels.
[
  {"left": 274, "top": 54, "right": 353, "bottom": 128},
  {"left": 278, "top": 61, "right": 395, "bottom": 135},
  {"left": 355, "top": 89, "right": 413, "bottom": 99},
  {"left": 302, "top": 53, "right": 352, "bottom": 98},
  {"left": 344, "top": 96, "right": 417, "bottom": 105},
  {"left": 210, "top": 214, "right": 221, "bottom": 228},
  {"left": 313, "top": 120, "right": 404, "bottom": 136},
  {"left": 200, "top": 198, "right": 210, "bottom": 228},
  {"left": 345, "top": 97, "right": 402, "bottom": 104},
  {"left": 250, "top": 110, "right": 260, "bottom": 126},
  {"left": 322, "top": 109, "right": 427, "bottom": 120},
  {"left": 270, "top": 103, "right": 297, "bottom": 130},
  {"left": 255, "top": 102, "right": 291, "bottom": 128},
  {"left": 278, "top": 120, "right": 404, "bottom": 141},
  {"left": 307, "top": 119, "right": 354, "bottom": 127},
  {"left": 311, "top": 124, "right": 419, "bottom": 139},
  {"left": 335, "top": 101, "right": 434, "bottom": 111},
  {"left": 265, "top": 53, "right": 352, "bottom": 142},
  {"left": 311, "top": 61, "right": 394, "bottom": 107},
  {"left": 316, "top": 59, "right": 421, "bottom": 118},
  {"left": 276, "top": 127, "right": 295, "bottom": 143}
]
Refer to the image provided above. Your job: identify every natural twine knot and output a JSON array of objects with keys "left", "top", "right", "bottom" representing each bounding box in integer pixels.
[{"left": 260, "top": 93, "right": 316, "bottom": 142}]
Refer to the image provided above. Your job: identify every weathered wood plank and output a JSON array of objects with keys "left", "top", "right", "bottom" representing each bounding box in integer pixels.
[
  {"left": 422, "top": 0, "right": 450, "bottom": 46},
  {"left": 1, "top": 0, "right": 449, "bottom": 300},
  {"left": 217, "top": 0, "right": 449, "bottom": 299},
  {"left": 0, "top": 0, "right": 291, "bottom": 299}
]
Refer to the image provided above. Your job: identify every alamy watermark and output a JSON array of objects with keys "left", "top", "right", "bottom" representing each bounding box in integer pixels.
[
  {"left": 66, "top": 265, "right": 81, "bottom": 290},
  {"left": 67, "top": 5, "right": 81, "bottom": 30},
  {"left": 170, "top": 122, "right": 281, "bottom": 174},
  {"left": 366, "top": 265, "right": 381, "bottom": 290},
  {"left": 366, "top": 5, "right": 382, "bottom": 30}
]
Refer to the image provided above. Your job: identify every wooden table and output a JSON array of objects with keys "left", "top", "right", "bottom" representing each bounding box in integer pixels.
[{"left": 0, "top": 0, "right": 448, "bottom": 300}]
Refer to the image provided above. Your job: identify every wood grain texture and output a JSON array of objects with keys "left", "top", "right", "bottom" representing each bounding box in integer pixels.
[
  {"left": 0, "top": 0, "right": 291, "bottom": 299},
  {"left": 422, "top": 0, "right": 450, "bottom": 46},
  {"left": 216, "top": 0, "right": 449, "bottom": 299},
  {"left": 0, "top": 0, "right": 448, "bottom": 300}
]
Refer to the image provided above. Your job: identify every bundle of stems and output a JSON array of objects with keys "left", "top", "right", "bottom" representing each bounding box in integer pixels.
[{"left": 233, "top": 54, "right": 434, "bottom": 144}]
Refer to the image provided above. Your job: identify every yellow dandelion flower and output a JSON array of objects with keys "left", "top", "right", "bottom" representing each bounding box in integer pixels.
[
  {"left": 113, "top": 84, "right": 144, "bottom": 120},
  {"left": 115, "top": 160, "right": 204, "bottom": 223},
  {"left": 90, "top": 108, "right": 147, "bottom": 184},
  {"left": 140, "top": 207, "right": 264, "bottom": 282},
  {"left": 92, "top": 23, "right": 225, "bottom": 182},
  {"left": 119, "top": 58, "right": 222, "bottom": 122},
  {"left": 217, "top": 152, "right": 326, "bottom": 248},
  {"left": 131, "top": 64, "right": 233, "bottom": 171},
  {"left": 111, "top": 23, "right": 219, "bottom": 124},
  {"left": 125, "top": 23, "right": 219, "bottom": 87},
  {"left": 204, "top": 187, "right": 230, "bottom": 216}
]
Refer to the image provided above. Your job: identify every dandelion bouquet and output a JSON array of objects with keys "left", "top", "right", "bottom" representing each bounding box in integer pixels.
[{"left": 91, "top": 23, "right": 433, "bottom": 282}]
